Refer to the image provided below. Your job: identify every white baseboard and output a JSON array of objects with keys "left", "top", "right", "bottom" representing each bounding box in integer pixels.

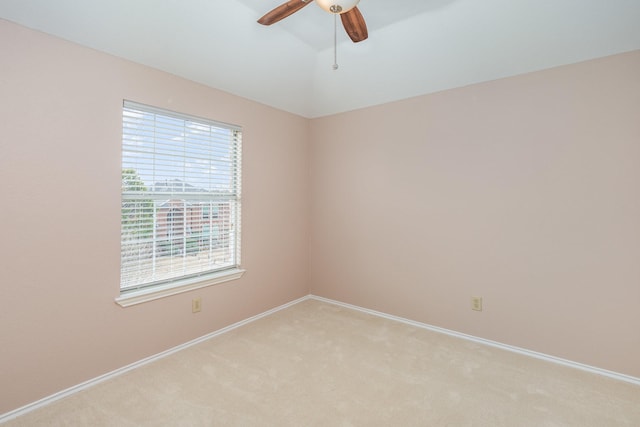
[
  {"left": 0, "top": 295, "right": 310, "bottom": 424},
  {"left": 308, "top": 294, "right": 640, "bottom": 387},
  {"left": 3, "top": 293, "right": 638, "bottom": 423}
]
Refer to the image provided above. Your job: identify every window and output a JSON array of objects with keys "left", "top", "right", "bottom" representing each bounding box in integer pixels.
[{"left": 117, "top": 101, "right": 243, "bottom": 306}]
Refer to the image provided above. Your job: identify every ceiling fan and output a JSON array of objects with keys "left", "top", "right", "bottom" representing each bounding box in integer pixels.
[{"left": 257, "top": 0, "right": 368, "bottom": 43}]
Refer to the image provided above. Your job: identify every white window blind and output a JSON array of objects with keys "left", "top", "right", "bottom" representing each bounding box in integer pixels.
[{"left": 121, "top": 101, "right": 242, "bottom": 293}]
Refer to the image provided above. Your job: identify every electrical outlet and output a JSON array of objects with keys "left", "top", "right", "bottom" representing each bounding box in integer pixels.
[
  {"left": 192, "top": 297, "right": 202, "bottom": 313},
  {"left": 471, "top": 296, "right": 482, "bottom": 311}
]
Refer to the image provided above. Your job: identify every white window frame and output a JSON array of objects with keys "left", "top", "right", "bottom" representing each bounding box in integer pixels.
[{"left": 116, "top": 101, "right": 244, "bottom": 307}]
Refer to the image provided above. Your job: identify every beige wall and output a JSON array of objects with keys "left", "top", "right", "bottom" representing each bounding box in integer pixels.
[
  {"left": 309, "top": 51, "right": 640, "bottom": 378},
  {"left": 0, "top": 19, "right": 309, "bottom": 413},
  {"left": 2, "top": 16, "right": 639, "bottom": 416}
]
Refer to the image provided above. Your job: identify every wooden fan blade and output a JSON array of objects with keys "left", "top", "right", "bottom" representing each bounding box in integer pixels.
[
  {"left": 257, "top": 0, "right": 313, "bottom": 25},
  {"left": 340, "top": 6, "right": 368, "bottom": 42}
]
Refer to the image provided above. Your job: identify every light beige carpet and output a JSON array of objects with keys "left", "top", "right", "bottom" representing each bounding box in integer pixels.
[{"left": 5, "top": 299, "right": 640, "bottom": 426}]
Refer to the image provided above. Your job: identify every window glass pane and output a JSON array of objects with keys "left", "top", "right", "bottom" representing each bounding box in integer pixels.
[{"left": 121, "top": 101, "right": 242, "bottom": 293}]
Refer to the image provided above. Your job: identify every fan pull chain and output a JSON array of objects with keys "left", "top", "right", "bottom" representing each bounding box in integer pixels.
[{"left": 332, "top": 13, "right": 339, "bottom": 70}]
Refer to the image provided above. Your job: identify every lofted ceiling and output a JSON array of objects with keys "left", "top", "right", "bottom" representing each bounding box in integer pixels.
[{"left": 1, "top": 0, "right": 639, "bottom": 118}]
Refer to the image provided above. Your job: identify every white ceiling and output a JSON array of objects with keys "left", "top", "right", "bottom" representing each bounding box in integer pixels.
[{"left": 1, "top": 0, "right": 639, "bottom": 118}]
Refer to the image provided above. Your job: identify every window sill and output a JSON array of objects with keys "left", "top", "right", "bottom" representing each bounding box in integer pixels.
[{"left": 115, "top": 268, "right": 245, "bottom": 307}]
